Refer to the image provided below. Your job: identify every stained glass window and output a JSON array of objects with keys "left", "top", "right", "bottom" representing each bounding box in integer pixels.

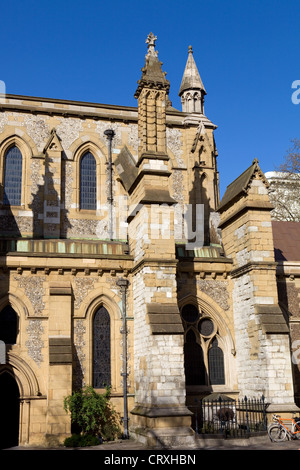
[
  {"left": 3, "top": 146, "right": 22, "bottom": 206},
  {"left": 80, "top": 152, "right": 96, "bottom": 210},
  {"left": 208, "top": 338, "right": 225, "bottom": 385},
  {"left": 0, "top": 305, "right": 18, "bottom": 344},
  {"left": 93, "top": 306, "right": 111, "bottom": 388}
]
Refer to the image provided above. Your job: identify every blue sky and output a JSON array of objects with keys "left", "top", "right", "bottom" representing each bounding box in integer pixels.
[{"left": 1, "top": 0, "right": 299, "bottom": 197}]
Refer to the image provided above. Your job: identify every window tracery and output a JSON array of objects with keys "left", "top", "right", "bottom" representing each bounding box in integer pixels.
[
  {"left": 92, "top": 306, "right": 111, "bottom": 388},
  {"left": 181, "top": 303, "right": 225, "bottom": 386},
  {"left": 3, "top": 146, "right": 22, "bottom": 206},
  {"left": 80, "top": 151, "right": 97, "bottom": 210}
]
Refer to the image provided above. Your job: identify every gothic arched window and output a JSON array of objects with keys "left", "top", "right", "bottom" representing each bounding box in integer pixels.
[
  {"left": 208, "top": 338, "right": 225, "bottom": 385},
  {"left": 80, "top": 151, "right": 97, "bottom": 210},
  {"left": 92, "top": 306, "right": 111, "bottom": 388},
  {"left": 181, "top": 304, "right": 225, "bottom": 387},
  {"left": 184, "top": 329, "right": 206, "bottom": 385},
  {"left": 3, "top": 146, "right": 22, "bottom": 206},
  {"left": 0, "top": 305, "right": 18, "bottom": 344}
]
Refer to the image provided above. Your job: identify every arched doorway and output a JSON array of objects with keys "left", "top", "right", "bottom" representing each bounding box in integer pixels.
[{"left": 0, "top": 372, "right": 20, "bottom": 449}]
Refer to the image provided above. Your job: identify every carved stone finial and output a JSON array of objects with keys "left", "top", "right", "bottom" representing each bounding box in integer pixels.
[{"left": 146, "top": 32, "right": 158, "bottom": 57}]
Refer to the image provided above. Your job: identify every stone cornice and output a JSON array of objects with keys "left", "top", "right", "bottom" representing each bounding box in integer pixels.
[
  {"left": 230, "top": 260, "right": 277, "bottom": 279},
  {"left": 131, "top": 257, "right": 178, "bottom": 275},
  {"left": 218, "top": 200, "right": 274, "bottom": 229},
  {"left": 0, "top": 93, "right": 186, "bottom": 124}
]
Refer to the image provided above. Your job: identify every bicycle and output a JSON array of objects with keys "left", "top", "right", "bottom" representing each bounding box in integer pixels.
[{"left": 268, "top": 414, "right": 300, "bottom": 442}]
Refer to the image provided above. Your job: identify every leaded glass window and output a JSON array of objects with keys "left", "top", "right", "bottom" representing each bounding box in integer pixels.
[
  {"left": 80, "top": 152, "right": 97, "bottom": 210},
  {"left": 0, "top": 305, "right": 18, "bottom": 344},
  {"left": 3, "top": 146, "right": 22, "bottom": 206},
  {"left": 208, "top": 338, "right": 225, "bottom": 385},
  {"left": 181, "top": 304, "right": 225, "bottom": 386},
  {"left": 93, "top": 306, "right": 111, "bottom": 388}
]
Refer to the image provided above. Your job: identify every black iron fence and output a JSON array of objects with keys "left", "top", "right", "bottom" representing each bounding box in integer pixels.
[{"left": 190, "top": 395, "right": 268, "bottom": 438}]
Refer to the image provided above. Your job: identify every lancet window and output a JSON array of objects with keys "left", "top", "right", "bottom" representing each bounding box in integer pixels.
[
  {"left": 3, "top": 146, "right": 22, "bottom": 206},
  {"left": 80, "top": 151, "right": 97, "bottom": 210}
]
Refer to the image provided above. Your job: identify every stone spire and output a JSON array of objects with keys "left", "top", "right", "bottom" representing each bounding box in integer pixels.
[
  {"left": 134, "top": 32, "right": 170, "bottom": 99},
  {"left": 134, "top": 33, "right": 170, "bottom": 157},
  {"left": 179, "top": 46, "right": 206, "bottom": 114}
]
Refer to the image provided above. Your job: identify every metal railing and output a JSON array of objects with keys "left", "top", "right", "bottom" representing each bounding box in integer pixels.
[{"left": 190, "top": 395, "right": 268, "bottom": 438}]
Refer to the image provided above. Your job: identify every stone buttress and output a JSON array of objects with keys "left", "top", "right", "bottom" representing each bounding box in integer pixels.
[
  {"left": 218, "top": 159, "right": 299, "bottom": 414},
  {"left": 127, "top": 33, "right": 195, "bottom": 447}
]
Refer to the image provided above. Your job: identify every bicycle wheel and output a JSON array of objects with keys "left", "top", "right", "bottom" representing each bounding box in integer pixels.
[
  {"left": 268, "top": 424, "right": 288, "bottom": 442},
  {"left": 292, "top": 426, "right": 300, "bottom": 439}
]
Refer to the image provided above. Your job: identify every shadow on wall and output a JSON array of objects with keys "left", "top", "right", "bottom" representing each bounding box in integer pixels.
[
  {"left": 0, "top": 150, "right": 73, "bottom": 243},
  {"left": 176, "top": 162, "right": 215, "bottom": 417},
  {"left": 28, "top": 155, "right": 72, "bottom": 239},
  {"left": 277, "top": 279, "right": 300, "bottom": 405}
]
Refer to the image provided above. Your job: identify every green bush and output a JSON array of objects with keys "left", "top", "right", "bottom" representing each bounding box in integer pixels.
[
  {"left": 63, "top": 385, "right": 121, "bottom": 446},
  {"left": 64, "top": 433, "right": 100, "bottom": 447}
]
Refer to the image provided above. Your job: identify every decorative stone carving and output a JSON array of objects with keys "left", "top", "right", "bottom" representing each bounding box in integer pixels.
[
  {"left": 127, "top": 124, "right": 139, "bottom": 156},
  {"left": 197, "top": 278, "right": 230, "bottom": 311},
  {"left": 25, "top": 319, "right": 44, "bottom": 366},
  {"left": 63, "top": 161, "right": 74, "bottom": 210},
  {"left": 0, "top": 112, "right": 8, "bottom": 134},
  {"left": 73, "top": 277, "right": 96, "bottom": 309},
  {"left": 24, "top": 114, "right": 50, "bottom": 152},
  {"left": 56, "top": 117, "right": 83, "bottom": 150},
  {"left": 14, "top": 275, "right": 46, "bottom": 316},
  {"left": 166, "top": 128, "right": 185, "bottom": 168}
]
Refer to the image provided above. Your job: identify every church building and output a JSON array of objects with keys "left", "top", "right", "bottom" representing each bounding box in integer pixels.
[{"left": 0, "top": 33, "right": 299, "bottom": 448}]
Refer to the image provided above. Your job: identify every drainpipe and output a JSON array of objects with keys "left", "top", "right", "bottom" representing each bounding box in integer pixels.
[
  {"left": 104, "top": 129, "right": 115, "bottom": 240},
  {"left": 116, "top": 277, "right": 130, "bottom": 439}
]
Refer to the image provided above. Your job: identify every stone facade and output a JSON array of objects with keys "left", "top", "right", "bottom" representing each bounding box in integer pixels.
[{"left": 0, "top": 33, "right": 299, "bottom": 449}]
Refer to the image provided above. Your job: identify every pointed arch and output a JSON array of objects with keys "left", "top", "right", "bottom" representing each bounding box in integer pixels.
[
  {"left": 179, "top": 291, "right": 235, "bottom": 351},
  {"left": 92, "top": 305, "right": 111, "bottom": 388},
  {"left": 0, "top": 290, "right": 36, "bottom": 348},
  {"left": 71, "top": 141, "right": 107, "bottom": 212},
  {"left": 0, "top": 290, "right": 33, "bottom": 318},
  {"left": 0, "top": 352, "right": 41, "bottom": 397},
  {"left": 75, "top": 287, "right": 122, "bottom": 391},
  {"left": 208, "top": 337, "right": 225, "bottom": 385},
  {"left": 3, "top": 146, "right": 22, "bottom": 205},
  {"left": 0, "top": 134, "right": 32, "bottom": 207},
  {"left": 0, "top": 304, "right": 18, "bottom": 344},
  {"left": 80, "top": 151, "right": 97, "bottom": 210},
  {"left": 69, "top": 137, "right": 108, "bottom": 163},
  {"left": 179, "top": 292, "right": 236, "bottom": 390}
]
